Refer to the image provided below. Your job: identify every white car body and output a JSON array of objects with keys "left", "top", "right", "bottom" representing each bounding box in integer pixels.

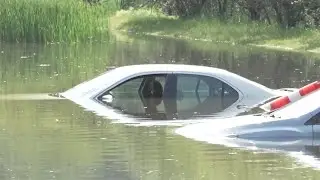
[
  {"left": 175, "top": 90, "right": 320, "bottom": 149},
  {"left": 176, "top": 90, "right": 320, "bottom": 168},
  {"left": 60, "top": 64, "right": 294, "bottom": 124}
]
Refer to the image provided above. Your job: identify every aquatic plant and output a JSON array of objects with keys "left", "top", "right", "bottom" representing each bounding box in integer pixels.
[{"left": 0, "top": 0, "right": 110, "bottom": 43}]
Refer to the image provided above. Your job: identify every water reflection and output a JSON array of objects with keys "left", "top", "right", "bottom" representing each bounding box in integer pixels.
[
  {"left": 223, "top": 138, "right": 320, "bottom": 170},
  {"left": 1, "top": 38, "right": 319, "bottom": 95},
  {"left": 0, "top": 36, "right": 320, "bottom": 179},
  {"left": 108, "top": 37, "right": 320, "bottom": 89},
  {"left": 0, "top": 93, "right": 64, "bottom": 100}
]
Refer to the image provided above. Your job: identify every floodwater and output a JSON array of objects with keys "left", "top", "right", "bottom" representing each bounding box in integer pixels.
[{"left": 0, "top": 36, "right": 320, "bottom": 180}]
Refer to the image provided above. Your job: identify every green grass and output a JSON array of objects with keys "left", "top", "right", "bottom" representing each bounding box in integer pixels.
[
  {"left": 0, "top": 0, "right": 112, "bottom": 43},
  {"left": 111, "top": 9, "right": 320, "bottom": 54}
]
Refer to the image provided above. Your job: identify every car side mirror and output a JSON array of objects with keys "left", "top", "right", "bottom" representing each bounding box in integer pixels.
[{"left": 102, "top": 92, "right": 113, "bottom": 103}]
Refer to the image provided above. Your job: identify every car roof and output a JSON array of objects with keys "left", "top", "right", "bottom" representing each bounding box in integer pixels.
[
  {"left": 131, "top": 64, "right": 221, "bottom": 71},
  {"left": 272, "top": 90, "right": 320, "bottom": 118},
  {"left": 61, "top": 64, "right": 273, "bottom": 100},
  {"left": 107, "top": 64, "right": 228, "bottom": 75},
  {"left": 104, "top": 64, "right": 271, "bottom": 90}
]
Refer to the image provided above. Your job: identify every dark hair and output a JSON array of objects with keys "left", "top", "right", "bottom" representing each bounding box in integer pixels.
[{"left": 152, "top": 81, "right": 163, "bottom": 105}]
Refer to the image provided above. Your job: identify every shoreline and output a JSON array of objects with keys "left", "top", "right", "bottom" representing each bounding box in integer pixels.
[{"left": 109, "top": 9, "right": 320, "bottom": 55}]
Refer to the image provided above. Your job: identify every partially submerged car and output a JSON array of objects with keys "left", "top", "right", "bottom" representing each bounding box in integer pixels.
[
  {"left": 59, "top": 64, "right": 295, "bottom": 122},
  {"left": 176, "top": 87, "right": 320, "bottom": 168},
  {"left": 175, "top": 86, "right": 320, "bottom": 148}
]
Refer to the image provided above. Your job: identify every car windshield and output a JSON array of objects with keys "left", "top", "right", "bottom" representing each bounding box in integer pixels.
[{"left": 269, "top": 90, "right": 320, "bottom": 119}]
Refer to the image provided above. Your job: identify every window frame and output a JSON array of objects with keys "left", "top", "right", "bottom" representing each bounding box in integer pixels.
[
  {"left": 93, "top": 71, "right": 242, "bottom": 116},
  {"left": 195, "top": 78, "right": 210, "bottom": 103},
  {"left": 175, "top": 74, "right": 206, "bottom": 111},
  {"left": 93, "top": 72, "right": 170, "bottom": 102},
  {"left": 96, "top": 73, "right": 168, "bottom": 99},
  {"left": 172, "top": 72, "right": 242, "bottom": 111},
  {"left": 95, "top": 73, "right": 169, "bottom": 116}
]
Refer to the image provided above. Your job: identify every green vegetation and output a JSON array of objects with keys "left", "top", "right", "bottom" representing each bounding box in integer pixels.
[
  {"left": 0, "top": 0, "right": 116, "bottom": 43},
  {"left": 111, "top": 9, "right": 320, "bottom": 53},
  {"left": 117, "top": 0, "right": 320, "bottom": 28},
  {"left": 2, "top": 0, "right": 319, "bottom": 52},
  {"left": 110, "top": 0, "right": 320, "bottom": 53}
]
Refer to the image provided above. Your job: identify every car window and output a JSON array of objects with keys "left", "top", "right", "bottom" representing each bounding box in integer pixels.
[
  {"left": 176, "top": 75, "right": 200, "bottom": 110},
  {"left": 98, "top": 74, "right": 167, "bottom": 116},
  {"left": 305, "top": 111, "right": 320, "bottom": 125},
  {"left": 111, "top": 78, "right": 143, "bottom": 98},
  {"left": 96, "top": 73, "right": 239, "bottom": 119},
  {"left": 176, "top": 74, "right": 239, "bottom": 115},
  {"left": 104, "top": 76, "right": 145, "bottom": 115},
  {"left": 198, "top": 79, "right": 210, "bottom": 102}
]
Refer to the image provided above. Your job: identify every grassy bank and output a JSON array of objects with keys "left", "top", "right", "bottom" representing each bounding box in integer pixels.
[
  {"left": 0, "top": 0, "right": 114, "bottom": 43},
  {"left": 110, "top": 9, "right": 320, "bottom": 54}
]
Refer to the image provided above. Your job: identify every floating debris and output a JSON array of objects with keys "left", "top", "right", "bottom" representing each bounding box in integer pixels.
[{"left": 38, "top": 64, "right": 51, "bottom": 67}]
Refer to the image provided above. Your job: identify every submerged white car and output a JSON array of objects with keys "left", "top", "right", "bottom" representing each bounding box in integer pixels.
[
  {"left": 175, "top": 88, "right": 320, "bottom": 148},
  {"left": 59, "top": 64, "right": 294, "bottom": 122},
  {"left": 176, "top": 88, "right": 320, "bottom": 168}
]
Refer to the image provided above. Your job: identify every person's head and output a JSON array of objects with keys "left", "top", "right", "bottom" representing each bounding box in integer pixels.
[{"left": 150, "top": 80, "right": 163, "bottom": 105}]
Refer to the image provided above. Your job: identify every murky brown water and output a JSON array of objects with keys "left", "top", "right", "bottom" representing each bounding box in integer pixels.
[{"left": 0, "top": 37, "right": 320, "bottom": 180}]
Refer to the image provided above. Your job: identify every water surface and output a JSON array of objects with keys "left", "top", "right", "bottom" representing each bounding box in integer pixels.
[{"left": 1, "top": 37, "right": 320, "bottom": 179}]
